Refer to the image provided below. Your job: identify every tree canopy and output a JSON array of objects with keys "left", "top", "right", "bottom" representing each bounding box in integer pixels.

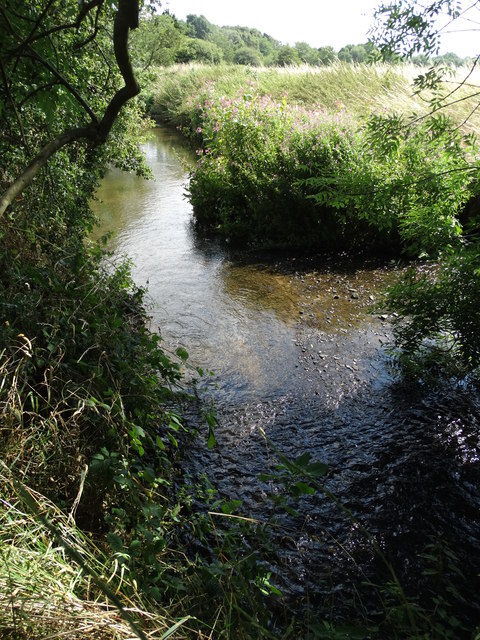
[
  {"left": 127, "top": 8, "right": 473, "bottom": 70},
  {"left": 0, "top": 0, "right": 147, "bottom": 219}
]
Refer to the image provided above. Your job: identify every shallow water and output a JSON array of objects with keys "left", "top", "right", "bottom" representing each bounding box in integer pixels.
[{"left": 92, "top": 126, "right": 480, "bottom": 627}]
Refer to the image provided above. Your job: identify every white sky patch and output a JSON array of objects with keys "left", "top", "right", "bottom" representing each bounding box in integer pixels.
[{"left": 164, "top": 0, "right": 480, "bottom": 57}]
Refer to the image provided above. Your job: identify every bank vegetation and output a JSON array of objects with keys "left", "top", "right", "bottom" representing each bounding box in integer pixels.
[{"left": 1, "top": 1, "right": 480, "bottom": 637}]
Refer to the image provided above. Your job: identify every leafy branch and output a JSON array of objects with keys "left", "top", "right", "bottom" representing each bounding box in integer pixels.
[{"left": 0, "top": 0, "right": 142, "bottom": 218}]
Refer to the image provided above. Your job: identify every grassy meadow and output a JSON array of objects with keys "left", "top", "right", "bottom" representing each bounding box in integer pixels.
[{"left": 150, "top": 63, "right": 480, "bottom": 125}]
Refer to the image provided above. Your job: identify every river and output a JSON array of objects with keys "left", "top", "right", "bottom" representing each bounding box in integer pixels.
[{"left": 92, "top": 126, "right": 480, "bottom": 629}]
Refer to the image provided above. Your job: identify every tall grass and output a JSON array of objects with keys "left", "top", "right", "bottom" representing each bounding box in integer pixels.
[
  {"left": 0, "top": 465, "right": 194, "bottom": 640},
  {"left": 150, "top": 63, "right": 480, "bottom": 134}
]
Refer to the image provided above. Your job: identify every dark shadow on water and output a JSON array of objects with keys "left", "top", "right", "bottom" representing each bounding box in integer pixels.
[{"left": 183, "top": 364, "right": 480, "bottom": 630}]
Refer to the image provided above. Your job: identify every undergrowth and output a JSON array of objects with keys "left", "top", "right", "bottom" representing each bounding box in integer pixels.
[{"left": 149, "top": 64, "right": 480, "bottom": 255}]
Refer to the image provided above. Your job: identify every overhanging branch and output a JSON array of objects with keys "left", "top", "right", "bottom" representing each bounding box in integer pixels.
[{"left": 0, "top": 0, "right": 140, "bottom": 219}]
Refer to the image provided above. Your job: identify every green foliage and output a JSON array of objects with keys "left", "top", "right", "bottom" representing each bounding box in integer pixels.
[
  {"left": 371, "top": 0, "right": 462, "bottom": 58},
  {"left": 370, "top": 0, "right": 480, "bottom": 379},
  {"left": 295, "top": 41, "right": 323, "bottom": 66},
  {"left": 383, "top": 245, "right": 480, "bottom": 379},
  {"left": 234, "top": 47, "right": 263, "bottom": 67},
  {"left": 0, "top": 467, "right": 186, "bottom": 639},
  {"left": 260, "top": 451, "right": 328, "bottom": 517},
  {"left": 129, "top": 6, "right": 473, "bottom": 71},
  {"left": 131, "top": 13, "right": 183, "bottom": 69},
  {"left": 167, "top": 74, "right": 476, "bottom": 254},
  {"left": 338, "top": 43, "right": 377, "bottom": 64},
  {"left": 175, "top": 38, "right": 224, "bottom": 64},
  {"left": 216, "top": 25, "right": 282, "bottom": 67},
  {"left": 186, "top": 14, "right": 212, "bottom": 40},
  {"left": 129, "top": 11, "right": 285, "bottom": 68},
  {"left": 311, "top": 111, "right": 476, "bottom": 257},
  {"left": 275, "top": 45, "right": 301, "bottom": 67},
  {"left": 185, "top": 90, "right": 363, "bottom": 248},
  {"left": 318, "top": 46, "right": 338, "bottom": 65}
]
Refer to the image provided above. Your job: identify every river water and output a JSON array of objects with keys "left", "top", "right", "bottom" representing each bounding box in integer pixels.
[{"left": 92, "top": 127, "right": 480, "bottom": 628}]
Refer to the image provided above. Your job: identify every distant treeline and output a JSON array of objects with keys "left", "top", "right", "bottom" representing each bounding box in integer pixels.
[{"left": 131, "top": 11, "right": 472, "bottom": 68}]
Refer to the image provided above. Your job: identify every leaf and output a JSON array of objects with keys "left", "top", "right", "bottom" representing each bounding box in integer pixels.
[
  {"left": 132, "top": 424, "right": 145, "bottom": 438},
  {"left": 207, "top": 425, "right": 216, "bottom": 449},
  {"left": 306, "top": 462, "right": 329, "bottom": 477},
  {"left": 267, "top": 583, "right": 283, "bottom": 597},
  {"left": 175, "top": 346, "right": 189, "bottom": 361},
  {"left": 141, "top": 466, "right": 156, "bottom": 484},
  {"left": 168, "top": 413, "right": 183, "bottom": 431},
  {"left": 107, "top": 532, "right": 124, "bottom": 551},
  {"left": 295, "top": 452, "right": 312, "bottom": 467},
  {"left": 294, "top": 481, "right": 315, "bottom": 495},
  {"left": 167, "top": 432, "right": 178, "bottom": 447},
  {"left": 160, "top": 616, "right": 192, "bottom": 639}
]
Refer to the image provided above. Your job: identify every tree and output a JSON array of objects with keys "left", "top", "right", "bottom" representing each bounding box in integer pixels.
[
  {"left": 0, "top": 0, "right": 147, "bottom": 218},
  {"left": 338, "top": 43, "right": 372, "bottom": 63},
  {"left": 207, "top": 27, "right": 236, "bottom": 63},
  {"left": 276, "top": 45, "right": 300, "bottom": 67},
  {"left": 371, "top": 1, "right": 480, "bottom": 379},
  {"left": 433, "top": 51, "right": 466, "bottom": 67},
  {"left": 234, "top": 47, "right": 263, "bottom": 66},
  {"left": 295, "top": 41, "right": 321, "bottom": 66},
  {"left": 186, "top": 14, "right": 211, "bottom": 40},
  {"left": 131, "top": 12, "right": 183, "bottom": 69},
  {"left": 317, "top": 46, "right": 337, "bottom": 65},
  {"left": 372, "top": 0, "right": 466, "bottom": 58},
  {"left": 175, "top": 38, "right": 223, "bottom": 63}
]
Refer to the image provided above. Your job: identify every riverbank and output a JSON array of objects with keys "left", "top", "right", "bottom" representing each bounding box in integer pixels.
[
  {"left": 149, "top": 64, "right": 480, "bottom": 256},
  {"left": 91, "top": 127, "right": 480, "bottom": 637},
  {"left": 3, "top": 56, "right": 480, "bottom": 638}
]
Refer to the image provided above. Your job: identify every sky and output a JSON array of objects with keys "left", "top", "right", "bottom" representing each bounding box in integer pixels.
[{"left": 164, "top": 0, "right": 480, "bottom": 57}]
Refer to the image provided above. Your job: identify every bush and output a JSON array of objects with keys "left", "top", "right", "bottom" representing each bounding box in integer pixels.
[
  {"left": 182, "top": 85, "right": 476, "bottom": 253},
  {"left": 384, "top": 243, "right": 480, "bottom": 379},
  {"left": 186, "top": 92, "right": 368, "bottom": 248},
  {"left": 233, "top": 47, "right": 263, "bottom": 66},
  {"left": 175, "top": 38, "right": 223, "bottom": 64}
]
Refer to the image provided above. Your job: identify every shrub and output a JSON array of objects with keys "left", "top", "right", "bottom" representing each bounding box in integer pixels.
[
  {"left": 233, "top": 47, "right": 263, "bottom": 66},
  {"left": 383, "top": 243, "right": 480, "bottom": 379},
  {"left": 184, "top": 86, "right": 476, "bottom": 253},
  {"left": 175, "top": 38, "right": 223, "bottom": 64}
]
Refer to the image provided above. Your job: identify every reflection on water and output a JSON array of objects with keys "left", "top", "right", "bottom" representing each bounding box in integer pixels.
[
  {"left": 91, "top": 127, "right": 393, "bottom": 401},
  {"left": 220, "top": 263, "right": 300, "bottom": 323}
]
